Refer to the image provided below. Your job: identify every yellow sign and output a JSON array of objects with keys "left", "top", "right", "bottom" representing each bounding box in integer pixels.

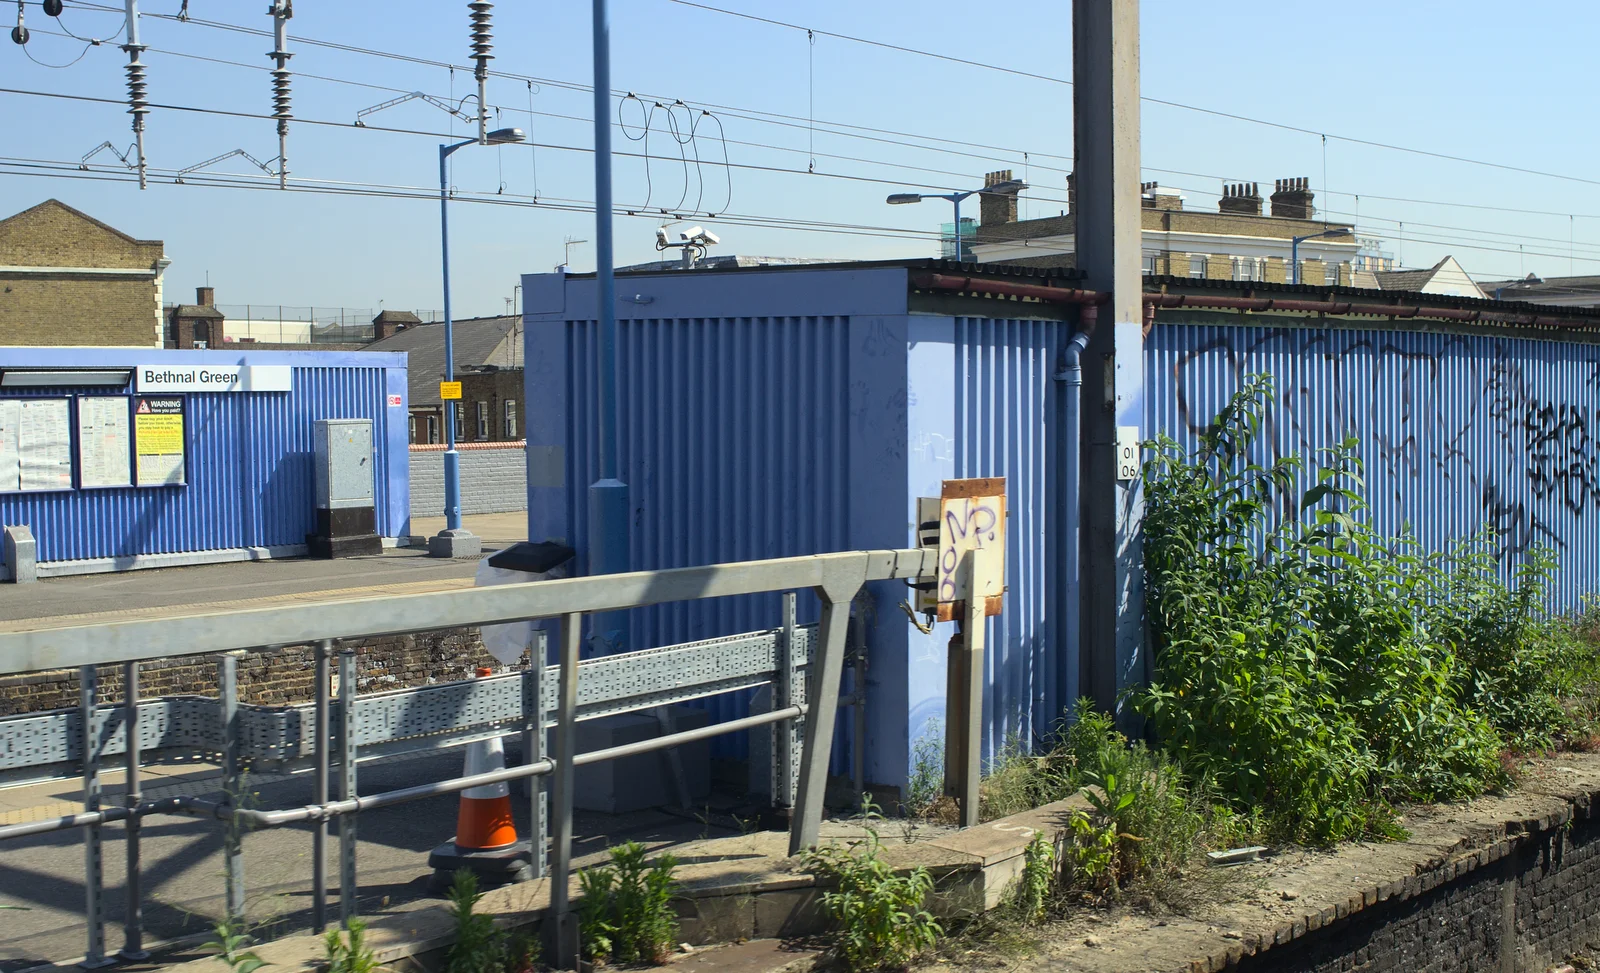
[
  {"left": 439, "top": 381, "right": 463, "bottom": 400},
  {"left": 136, "top": 414, "right": 183, "bottom": 454}
]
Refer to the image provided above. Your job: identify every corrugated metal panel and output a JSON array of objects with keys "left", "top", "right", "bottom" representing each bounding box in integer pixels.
[
  {"left": 0, "top": 365, "right": 400, "bottom": 563},
  {"left": 1146, "top": 323, "right": 1600, "bottom": 609},
  {"left": 563, "top": 315, "right": 853, "bottom": 759},
  {"left": 954, "top": 317, "right": 1069, "bottom": 761}
]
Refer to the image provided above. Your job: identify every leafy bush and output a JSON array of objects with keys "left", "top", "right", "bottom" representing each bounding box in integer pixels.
[
  {"left": 1139, "top": 375, "right": 1573, "bottom": 843},
  {"left": 1007, "top": 833, "right": 1054, "bottom": 924},
  {"left": 444, "top": 870, "right": 505, "bottom": 973},
  {"left": 800, "top": 797, "right": 943, "bottom": 971},
  {"left": 577, "top": 842, "right": 678, "bottom": 965}
]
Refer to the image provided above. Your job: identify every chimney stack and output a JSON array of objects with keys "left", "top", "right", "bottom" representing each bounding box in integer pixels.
[
  {"left": 1140, "top": 181, "right": 1183, "bottom": 211},
  {"left": 196, "top": 286, "right": 215, "bottom": 307},
  {"left": 979, "top": 169, "right": 1020, "bottom": 226},
  {"left": 1270, "top": 177, "right": 1315, "bottom": 219},
  {"left": 1219, "top": 182, "right": 1262, "bottom": 216},
  {"left": 372, "top": 308, "right": 423, "bottom": 342},
  {"left": 1066, "top": 171, "right": 1076, "bottom": 214}
]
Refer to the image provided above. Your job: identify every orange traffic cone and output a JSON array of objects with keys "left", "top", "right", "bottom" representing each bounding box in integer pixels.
[{"left": 428, "top": 668, "right": 533, "bottom": 890}]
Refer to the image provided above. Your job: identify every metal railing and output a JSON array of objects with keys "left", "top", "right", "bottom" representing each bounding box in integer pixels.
[{"left": 0, "top": 548, "right": 934, "bottom": 966}]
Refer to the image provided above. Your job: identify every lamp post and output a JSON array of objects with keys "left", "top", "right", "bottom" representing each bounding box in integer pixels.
[
  {"left": 888, "top": 178, "right": 1027, "bottom": 262},
  {"left": 429, "top": 125, "right": 526, "bottom": 559},
  {"left": 1290, "top": 227, "right": 1348, "bottom": 285}
]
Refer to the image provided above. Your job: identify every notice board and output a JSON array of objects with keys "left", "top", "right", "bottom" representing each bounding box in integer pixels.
[
  {"left": 77, "top": 397, "right": 133, "bottom": 489},
  {"left": 135, "top": 396, "right": 186, "bottom": 486},
  {"left": 0, "top": 398, "right": 73, "bottom": 493}
]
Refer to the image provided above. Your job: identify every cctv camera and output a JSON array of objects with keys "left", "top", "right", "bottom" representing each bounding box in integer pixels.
[
  {"left": 655, "top": 227, "right": 670, "bottom": 248},
  {"left": 682, "top": 226, "right": 705, "bottom": 242},
  {"left": 698, "top": 229, "right": 721, "bottom": 246}
]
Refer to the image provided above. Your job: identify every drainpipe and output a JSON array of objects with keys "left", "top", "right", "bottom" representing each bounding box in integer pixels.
[{"left": 1054, "top": 302, "right": 1098, "bottom": 721}]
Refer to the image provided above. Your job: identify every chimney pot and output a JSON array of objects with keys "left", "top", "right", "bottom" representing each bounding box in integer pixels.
[
  {"left": 1270, "top": 176, "right": 1315, "bottom": 219},
  {"left": 979, "top": 168, "right": 1021, "bottom": 226}
]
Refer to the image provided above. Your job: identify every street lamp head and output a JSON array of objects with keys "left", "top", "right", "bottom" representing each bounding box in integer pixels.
[
  {"left": 486, "top": 127, "right": 526, "bottom": 144},
  {"left": 985, "top": 178, "right": 1028, "bottom": 195},
  {"left": 886, "top": 193, "right": 924, "bottom": 205}
]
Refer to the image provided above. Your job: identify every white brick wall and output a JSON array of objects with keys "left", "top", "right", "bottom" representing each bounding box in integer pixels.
[{"left": 410, "top": 445, "right": 528, "bottom": 518}]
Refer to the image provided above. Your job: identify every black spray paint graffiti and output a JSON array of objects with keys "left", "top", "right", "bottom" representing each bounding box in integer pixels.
[{"left": 1170, "top": 329, "right": 1600, "bottom": 559}]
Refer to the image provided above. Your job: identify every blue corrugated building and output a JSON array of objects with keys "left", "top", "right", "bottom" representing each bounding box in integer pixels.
[
  {"left": 521, "top": 260, "right": 1600, "bottom": 793},
  {"left": 0, "top": 347, "right": 409, "bottom": 577}
]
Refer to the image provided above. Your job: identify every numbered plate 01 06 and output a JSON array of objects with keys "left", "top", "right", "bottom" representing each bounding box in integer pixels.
[{"left": 936, "top": 477, "right": 1006, "bottom": 622}]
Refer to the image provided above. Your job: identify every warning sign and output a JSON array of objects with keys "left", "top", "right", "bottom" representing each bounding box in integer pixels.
[
  {"left": 439, "top": 381, "right": 463, "bottom": 400},
  {"left": 135, "top": 396, "right": 186, "bottom": 486}
]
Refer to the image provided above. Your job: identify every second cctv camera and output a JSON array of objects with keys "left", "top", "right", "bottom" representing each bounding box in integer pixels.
[
  {"left": 655, "top": 226, "right": 671, "bottom": 247},
  {"left": 697, "top": 229, "right": 721, "bottom": 246}
]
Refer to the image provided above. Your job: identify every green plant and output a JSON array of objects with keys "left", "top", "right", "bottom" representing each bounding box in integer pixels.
[
  {"left": 205, "top": 918, "right": 267, "bottom": 973},
  {"left": 903, "top": 722, "right": 945, "bottom": 817},
  {"left": 323, "top": 920, "right": 381, "bottom": 973},
  {"left": 1058, "top": 808, "right": 1117, "bottom": 899},
  {"left": 504, "top": 932, "right": 539, "bottom": 973},
  {"left": 1138, "top": 375, "right": 1569, "bottom": 844},
  {"left": 1008, "top": 833, "right": 1054, "bottom": 924},
  {"left": 576, "top": 842, "right": 679, "bottom": 965},
  {"left": 444, "top": 870, "right": 504, "bottom": 973},
  {"left": 800, "top": 796, "right": 942, "bottom": 972}
]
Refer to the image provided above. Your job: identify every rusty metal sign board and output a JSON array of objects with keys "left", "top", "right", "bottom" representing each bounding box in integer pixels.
[{"left": 935, "top": 477, "right": 1006, "bottom": 623}]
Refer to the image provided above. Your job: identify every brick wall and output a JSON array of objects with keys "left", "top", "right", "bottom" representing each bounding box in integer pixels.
[
  {"left": 410, "top": 443, "right": 527, "bottom": 519},
  {"left": 0, "top": 629, "right": 497, "bottom": 716},
  {"left": 0, "top": 199, "right": 166, "bottom": 347}
]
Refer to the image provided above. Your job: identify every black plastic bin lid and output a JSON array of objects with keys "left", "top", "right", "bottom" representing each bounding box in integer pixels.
[{"left": 486, "top": 541, "right": 577, "bottom": 575}]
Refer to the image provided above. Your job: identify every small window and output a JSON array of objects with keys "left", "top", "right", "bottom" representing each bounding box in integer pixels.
[
  {"left": 504, "top": 399, "right": 518, "bottom": 439},
  {"left": 426, "top": 415, "right": 439, "bottom": 444},
  {"left": 453, "top": 403, "right": 464, "bottom": 440},
  {"left": 1188, "top": 254, "right": 1205, "bottom": 278},
  {"left": 476, "top": 401, "right": 489, "bottom": 440}
]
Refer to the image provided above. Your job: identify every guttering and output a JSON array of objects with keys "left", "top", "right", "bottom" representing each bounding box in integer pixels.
[
  {"left": 911, "top": 270, "right": 1599, "bottom": 330},
  {"left": 1142, "top": 292, "right": 1597, "bottom": 330},
  {"left": 912, "top": 272, "right": 1108, "bottom": 306}
]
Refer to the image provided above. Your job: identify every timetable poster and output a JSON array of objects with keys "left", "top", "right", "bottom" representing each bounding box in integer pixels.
[
  {"left": 78, "top": 397, "right": 133, "bottom": 489},
  {"left": 135, "top": 396, "right": 187, "bottom": 486},
  {"left": 0, "top": 398, "right": 72, "bottom": 493}
]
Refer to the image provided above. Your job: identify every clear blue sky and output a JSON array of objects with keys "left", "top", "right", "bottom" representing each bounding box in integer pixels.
[{"left": 3, "top": 0, "right": 1596, "bottom": 318}]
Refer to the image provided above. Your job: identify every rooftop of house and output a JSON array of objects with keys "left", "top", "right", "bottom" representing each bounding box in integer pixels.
[{"left": 365, "top": 314, "right": 521, "bottom": 407}]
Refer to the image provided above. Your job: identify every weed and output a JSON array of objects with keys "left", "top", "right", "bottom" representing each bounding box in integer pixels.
[
  {"left": 1008, "top": 833, "right": 1054, "bottom": 925},
  {"left": 205, "top": 918, "right": 267, "bottom": 973},
  {"left": 1138, "top": 375, "right": 1576, "bottom": 844},
  {"left": 323, "top": 920, "right": 381, "bottom": 973},
  {"left": 800, "top": 796, "right": 943, "bottom": 972},
  {"left": 902, "top": 722, "right": 944, "bottom": 817},
  {"left": 444, "top": 870, "right": 504, "bottom": 973},
  {"left": 504, "top": 932, "right": 539, "bottom": 973},
  {"left": 576, "top": 842, "right": 679, "bottom": 965}
]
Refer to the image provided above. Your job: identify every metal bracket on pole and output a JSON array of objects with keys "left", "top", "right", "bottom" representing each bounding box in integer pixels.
[
  {"left": 312, "top": 640, "right": 331, "bottom": 933},
  {"left": 118, "top": 660, "right": 149, "bottom": 961},
  {"left": 219, "top": 652, "right": 246, "bottom": 923},
  {"left": 790, "top": 554, "right": 869, "bottom": 854},
  {"left": 338, "top": 645, "right": 358, "bottom": 927},
  {"left": 772, "top": 592, "right": 800, "bottom": 811},
  {"left": 80, "top": 665, "right": 112, "bottom": 969},
  {"left": 547, "top": 614, "right": 582, "bottom": 968},
  {"left": 522, "top": 628, "right": 548, "bottom": 879}
]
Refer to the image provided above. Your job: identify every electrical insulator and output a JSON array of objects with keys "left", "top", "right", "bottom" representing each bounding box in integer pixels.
[
  {"left": 125, "top": 59, "right": 149, "bottom": 120},
  {"left": 42, "top": 0, "right": 63, "bottom": 17},
  {"left": 468, "top": 1, "right": 493, "bottom": 75},
  {"left": 10, "top": 0, "right": 25, "bottom": 46},
  {"left": 271, "top": 68, "right": 292, "bottom": 120}
]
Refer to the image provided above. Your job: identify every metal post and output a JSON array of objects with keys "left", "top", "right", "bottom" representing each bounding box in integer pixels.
[
  {"left": 790, "top": 583, "right": 860, "bottom": 855},
  {"left": 522, "top": 629, "right": 548, "bottom": 879},
  {"left": 312, "top": 640, "right": 331, "bottom": 933},
  {"left": 121, "top": 0, "right": 148, "bottom": 190},
  {"left": 219, "top": 652, "right": 245, "bottom": 923},
  {"left": 337, "top": 645, "right": 358, "bottom": 926},
  {"left": 1073, "top": 0, "right": 1146, "bottom": 731},
  {"left": 440, "top": 144, "right": 461, "bottom": 533},
  {"left": 118, "top": 661, "right": 148, "bottom": 960},
  {"left": 588, "top": 0, "right": 630, "bottom": 656},
  {"left": 960, "top": 558, "right": 986, "bottom": 828},
  {"left": 548, "top": 614, "right": 582, "bottom": 967},
  {"left": 80, "top": 665, "right": 110, "bottom": 969},
  {"left": 1292, "top": 236, "right": 1301, "bottom": 285},
  {"left": 773, "top": 593, "right": 798, "bottom": 810}
]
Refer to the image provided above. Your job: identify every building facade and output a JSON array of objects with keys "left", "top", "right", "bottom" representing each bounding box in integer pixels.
[
  {"left": 0, "top": 199, "right": 170, "bottom": 347},
  {"left": 363, "top": 314, "right": 522, "bottom": 444},
  {"left": 970, "top": 174, "right": 1361, "bottom": 286}
]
